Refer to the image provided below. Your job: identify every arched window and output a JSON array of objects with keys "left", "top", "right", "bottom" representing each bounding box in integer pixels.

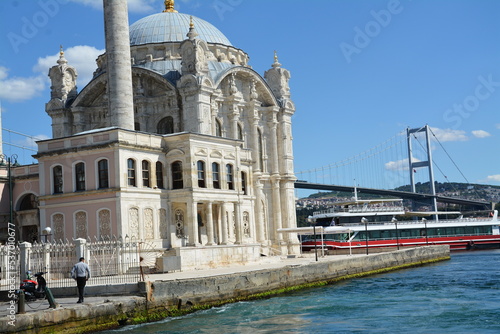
[
  {"left": 237, "top": 123, "right": 243, "bottom": 140},
  {"left": 75, "top": 162, "right": 85, "bottom": 191},
  {"left": 142, "top": 160, "right": 151, "bottom": 187},
  {"left": 226, "top": 164, "right": 234, "bottom": 190},
  {"left": 156, "top": 161, "right": 164, "bottom": 189},
  {"left": 172, "top": 161, "right": 183, "bottom": 189},
  {"left": 197, "top": 160, "right": 206, "bottom": 188},
  {"left": 19, "top": 194, "right": 37, "bottom": 210},
  {"left": 212, "top": 162, "right": 220, "bottom": 189},
  {"left": 157, "top": 116, "right": 174, "bottom": 134},
  {"left": 127, "top": 159, "right": 136, "bottom": 186},
  {"left": 241, "top": 171, "right": 247, "bottom": 195},
  {"left": 53, "top": 165, "right": 63, "bottom": 194},
  {"left": 98, "top": 159, "right": 109, "bottom": 189},
  {"left": 215, "top": 119, "right": 222, "bottom": 137}
]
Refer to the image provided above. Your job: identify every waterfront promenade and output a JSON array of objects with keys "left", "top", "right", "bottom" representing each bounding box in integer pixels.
[{"left": 0, "top": 246, "right": 450, "bottom": 333}]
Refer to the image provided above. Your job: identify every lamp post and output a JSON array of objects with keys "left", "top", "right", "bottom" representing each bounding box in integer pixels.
[
  {"left": 361, "top": 217, "right": 368, "bottom": 255},
  {"left": 307, "top": 216, "right": 318, "bottom": 262},
  {"left": 392, "top": 217, "right": 399, "bottom": 250},
  {"left": 422, "top": 218, "right": 428, "bottom": 245},
  {"left": 1, "top": 154, "right": 18, "bottom": 241},
  {"left": 42, "top": 227, "right": 52, "bottom": 243}
]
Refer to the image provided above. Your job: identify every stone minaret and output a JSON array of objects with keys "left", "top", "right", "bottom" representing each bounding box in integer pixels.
[{"left": 103, "top": 0, "right": 135, "bottom": 130}]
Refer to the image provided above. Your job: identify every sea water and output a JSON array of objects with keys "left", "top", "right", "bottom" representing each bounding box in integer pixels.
[{"left": 103, "top": 249, "right": 500, "bottom": 333}]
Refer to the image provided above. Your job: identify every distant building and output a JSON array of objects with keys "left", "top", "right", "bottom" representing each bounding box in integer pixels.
[{"left": 0, "top": 0, "right": 300, "bottom": 267}]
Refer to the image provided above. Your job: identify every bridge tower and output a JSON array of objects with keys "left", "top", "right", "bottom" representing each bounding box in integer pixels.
[{"left": 407, "top": 125, "right": 438, "bottom": 214}]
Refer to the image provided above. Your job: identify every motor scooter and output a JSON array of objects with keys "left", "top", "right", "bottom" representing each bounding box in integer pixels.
[{"left": 19, "top": 271, "right": 47, "bottom": 301}]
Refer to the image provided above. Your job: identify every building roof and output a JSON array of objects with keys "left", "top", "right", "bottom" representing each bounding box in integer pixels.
[{"left": 129, "top": 12, "right": 232, "bottom": 46}]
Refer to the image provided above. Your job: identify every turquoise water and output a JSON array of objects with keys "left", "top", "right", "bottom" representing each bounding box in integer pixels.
[{"left": 105, "top": 249, "right": 500, "bottom": 333}]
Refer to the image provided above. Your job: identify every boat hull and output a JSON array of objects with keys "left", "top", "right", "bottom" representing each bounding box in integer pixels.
[{"left": 301, "top": 235, "right": 500, "bottom": 252}]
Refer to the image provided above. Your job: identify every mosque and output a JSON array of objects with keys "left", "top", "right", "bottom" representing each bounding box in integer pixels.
[{"left": 0, "top": 0, "right": 300, "bottom": 267}]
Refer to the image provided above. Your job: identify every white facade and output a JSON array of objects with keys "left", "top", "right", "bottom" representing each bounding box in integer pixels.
[{"left": 3, "top": 2, "right": 300, "bottom": 266}]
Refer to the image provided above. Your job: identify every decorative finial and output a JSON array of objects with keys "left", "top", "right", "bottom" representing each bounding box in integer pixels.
[
  {"left": 272, "top": 50, "right": 281, "bottom": 68},
  {"left": 163, "top": 0, "right": 178, "bottom": 13},
  {"left": 57, "top": 45, "right": 67, "bottom": 65},
  {"left": 187, "top": 16, "right": 198, "bottom": 40}
]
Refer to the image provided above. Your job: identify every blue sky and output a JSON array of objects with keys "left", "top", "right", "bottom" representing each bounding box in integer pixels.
[{"left": 0, "top": 0, "right": 499, "bottom": 193}]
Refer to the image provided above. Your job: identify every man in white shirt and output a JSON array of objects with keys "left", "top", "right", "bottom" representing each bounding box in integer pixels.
[{"left": 71, "top": 257, "right": 91, "bottom": 303}]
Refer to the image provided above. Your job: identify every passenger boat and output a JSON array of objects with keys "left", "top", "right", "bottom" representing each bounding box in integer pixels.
[{"left": 297, "top": 197, "right": 500, "bottom": 252}]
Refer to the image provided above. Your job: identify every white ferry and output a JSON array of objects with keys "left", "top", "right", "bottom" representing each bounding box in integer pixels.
[{"left": 294, "top": 198, "right": 500, "bottom": 252}]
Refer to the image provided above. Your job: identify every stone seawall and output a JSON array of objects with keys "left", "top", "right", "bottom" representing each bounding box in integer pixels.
[{"left": 1, "top": 246, "right": 450, "bottom": 334}]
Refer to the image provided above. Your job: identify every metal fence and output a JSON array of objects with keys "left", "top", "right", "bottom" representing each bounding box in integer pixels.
[{"left": 0, "top": 236, "right": 162, "bottom": 291}]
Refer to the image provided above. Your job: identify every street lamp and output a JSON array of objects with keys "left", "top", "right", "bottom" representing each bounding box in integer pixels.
[
  {"left": 392, "top": 217, "right": 399, "bottom": 250},
  {"left": 42, "top": 227, "right": 52, "bottom": 243},
  {"left": 1, "top": 154, "right": 19, "bottom": 241},
  {"left": 361, "top": 217, "right": 368, "bottom": 255},
  {"left": 307, "top": 216, "right": 318, "bottom": 262}
]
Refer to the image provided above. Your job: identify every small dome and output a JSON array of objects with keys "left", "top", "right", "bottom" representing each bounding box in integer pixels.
[{"left": 130, "top": 12, "right": 232, "bottom": 46}]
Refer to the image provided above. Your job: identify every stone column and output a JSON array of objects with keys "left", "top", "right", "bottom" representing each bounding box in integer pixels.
[
  {"left": 251, "top": 117, "right": 261, "bottom": 172},
  {"left": 271, "top": 177, "right": 283, "bottom": 243},
  {"left": 19, "top": 242, "right": 32, "bottom": 281},
  {"left": 103, "top": 0, "right": 135, "bottom": 130},
  {"left": 254, "top": 182, "right": 265, "bottom": 244},
  {"left": 187, "top": 199, "right": 199, "bottom": 246},
  {"left": 74, "top": 238, "right": 87, "bottom": 260},
  {"left": 268, "top": 114, "right": 279, "bottom": 175},
  {"left": 220, "top": 203, "right": 229, "bottom": 245},
  {"left": 234, "top": 202, "right": 242, "bottom": 244},
  {"left": 269, "top": 114, "right": 283, "bottom": 244},
  {"left": 206, "top": 202, "right": 214, "bottom": 245}
]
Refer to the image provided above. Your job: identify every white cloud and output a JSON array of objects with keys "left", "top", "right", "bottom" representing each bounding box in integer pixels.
[
  {"left": 0, "top": 66, "right": 45, "bottom": 103},
  {"left": 385, "top": 158, "right": 421, "bottom": 171},
  {"left": 471, "top": 130, "right": 491, "bottom": 138},
  {"left": 429, "top": 127, "right": 468, "bottom": 142},
  {"left": 485, "top": 175, "right": 500, "bottom": 183},
  {"left": 68, "top": 0, "right": 157, "bottom": 13},
  {"left": 34, "top": 45, "right": 104, "bottom": 89},
  {"left": 0, "top": 45, "right": 103, "bottom": 104}
]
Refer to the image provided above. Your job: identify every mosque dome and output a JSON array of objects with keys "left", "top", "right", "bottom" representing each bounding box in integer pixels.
[{"left": 129, "top": 12, "right": 232, "bottom": 47}]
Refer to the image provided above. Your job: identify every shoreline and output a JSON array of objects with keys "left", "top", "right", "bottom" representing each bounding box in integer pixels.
[{"left": 0, "top": 246, "right": 450, "bottom": 333}]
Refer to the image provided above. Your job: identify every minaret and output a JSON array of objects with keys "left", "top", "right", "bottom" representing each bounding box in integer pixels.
[{"left": 103, "top": 0, "right": 135, "bottom": 130}]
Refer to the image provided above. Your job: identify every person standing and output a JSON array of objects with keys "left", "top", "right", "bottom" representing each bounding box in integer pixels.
[{"left": 71, "top": 257, "right": 91, "bottom": 303}]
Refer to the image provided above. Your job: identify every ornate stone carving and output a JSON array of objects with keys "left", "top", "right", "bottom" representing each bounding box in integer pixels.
[
  {"left": 75, "top": 211, "right": 87, "bottom": 239},
  {"left": 48, "top": 47, "right": 78, "bottom": 103},
  {"left": 264, "top": 51, "right": 291, "bottom": 100},
  {"left": 175, "top": 209, "right": 185, "bottom": 238},
  {"left": 159, "top": 209, "right": 168, "bottom": 239},
  {"left": 144, "top": 208, "right": 154, "bottom": 239},
  {"left": 243, "top": 211, "right": 250, "bottom": 237},
  {"left": 129, "top": 207, "right": 139, "bottom": 239},
  {"left": 53, "top": 214, "right": 64, "bottom": 241},
  {"left": 98, "top": 209, "right": 111, "bottom": 238}
]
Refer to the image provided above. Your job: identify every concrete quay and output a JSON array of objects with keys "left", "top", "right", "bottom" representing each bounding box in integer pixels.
[{"left": 0, "top": 245, "right": 450, "bottom": 333}]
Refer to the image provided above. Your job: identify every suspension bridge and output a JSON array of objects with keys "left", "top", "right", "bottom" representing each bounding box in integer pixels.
[{"left": 294, "top": 125, "right": 492, "bottom": 211}]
